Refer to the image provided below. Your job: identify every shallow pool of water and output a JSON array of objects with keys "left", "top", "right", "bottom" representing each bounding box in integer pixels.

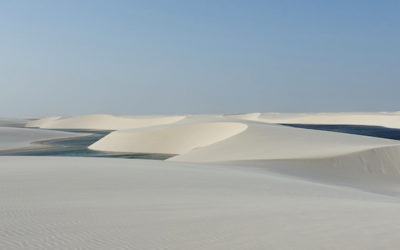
[
  {"left": 281, "top": 124, "right": 400, "bottom": 140},
  {"left": 2, "top": 125, "right": 400, "bottom": 160},
  {"left": 0, "top": 129, "right": 175, "bottom": 160}
]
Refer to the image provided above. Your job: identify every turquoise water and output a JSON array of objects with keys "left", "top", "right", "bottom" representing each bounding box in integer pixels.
[
  {"left": 2, "top": 125, "right": 400, "bottom": 160},
  {"left": 0, "top": 129, "right": 174, "bottom": 160}
]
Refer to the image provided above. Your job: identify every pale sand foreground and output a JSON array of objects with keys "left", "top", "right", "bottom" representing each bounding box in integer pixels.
[
  {"left": 3, "top": 112, "right": 400, "bottom": 249},
  {"left": 2, "top": 156, "right": 400, "bottom": 250}
]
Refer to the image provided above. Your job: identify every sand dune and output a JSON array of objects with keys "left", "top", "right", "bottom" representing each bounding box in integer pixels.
[
  {"left": 223, "top": 112, "right": 261, "bottom": 120},
  {"left": 26, "top": 114, "right": 185, "bottom": 130},
  {"left": 8, "top": 113, "right": 400, "bottom": 250},
  {"left": 85, "top": 114, "right": 400, "bottom": 197},
  {"left": 224, "top": 145, "right": 400, "bottom": 196},
  {"left": 2, "top": 156, "right": 400, "bottom": 250},
  {"left": 171, "top": 121, "right": 400, "bottom": 162},
  {"left": 25, "top": 116, "right": 62, "bottom": 128},
  {"left": 234, "top": 112, "right": 400, "bottom": 129},
  {"left": 89, "top": 122, "right": 248, "bottom": 154},
  {"left": 7, "top": 113, "right": 400, "bottom": 249},
  {"left": 82, "top": 114, "right": 400, "bottom": 161}
]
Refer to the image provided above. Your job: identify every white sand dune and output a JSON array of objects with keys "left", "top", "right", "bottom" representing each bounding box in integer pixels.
[
  {"left": 171, "top": 121, "right": 400, "bottom": 162},
  {"left": 4, "top": 113, "right": 400, "bottom": 249},
  {"left": 87, "top": 116, "right": 400, "bottom": 161},
  {"left": 2, "top": 156, "right": 400, "bottom": 250},
  {"left": 26, "top": 114, "right": 185, "bottom": 130},
  {"left": 25, "top": 116, "right": 62, "bottom": 128},
  {"left": 234, "top": 112, "right": 400, "bottom": 129},
  {"left": 86, "top": 114, "right": 400, "bottom": 197},
  {"left": 0, "top": 127, "right": 84, "bottom": 151},
  {"left": 149, "top": 119, "right": 400, "bottom": 196},
  {"left": 89, "top": 122, "right": 248, "bottom": 154},
  {"left": 223, "top": 112, "right": 261, "bottom": 120},
  {"left": 224, "top": 145, "right": 400, "bottom": 196}
]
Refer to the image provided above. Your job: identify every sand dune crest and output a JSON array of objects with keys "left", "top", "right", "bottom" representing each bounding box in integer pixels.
[
  {"left": 26, "top": 114, "right": 185, "bottom": 130},
  {"left": 250, "top": 112, "right": 400, "bottom": 129},
  {"left": 89, "top": 122, "right": 248, "bottom": 154}
]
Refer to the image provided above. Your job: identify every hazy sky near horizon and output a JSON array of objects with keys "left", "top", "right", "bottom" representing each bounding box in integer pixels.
[{"left": 0, "top": 0, "right": 399, "bottom": 117}]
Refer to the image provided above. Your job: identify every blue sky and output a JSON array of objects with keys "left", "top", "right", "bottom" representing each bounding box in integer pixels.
[{"left": 0, "top": 0, "right": 399, "bottom": 117}]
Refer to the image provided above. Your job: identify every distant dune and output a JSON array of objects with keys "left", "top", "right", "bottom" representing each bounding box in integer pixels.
[
  {"left": 233, "top": 112, "right": 400, "bottom": 129},
  {"left": 26, "top": 114, "right": 185, "bottom": 130}
]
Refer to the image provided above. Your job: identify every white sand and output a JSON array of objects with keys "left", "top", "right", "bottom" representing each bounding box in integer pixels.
[
  {"left": 89, "top": 116, "right": 400, "bottom": 161},
  {"left": 24, "top": 116, "right": 61, "bottom": 128},
  {"left": 2, "top": 156, "right": 400, "bottom": 250},
  {"left": 2, "top": 113, "right": 400, "bottom": 249},
  {"left": 89, "top": 122, "right": 247, "bottom": 154},
  {"left": 170, "top": 121, "right": 400, "bottom": 161},
  {"left": 229, "top": 111, "right": 400, "bottom": 129},
  {"left": 87, "top": 115, "right": 400, "bottom": 197},
  {"left": 26, "top": 114, "right": 185, "bottom": 130}
]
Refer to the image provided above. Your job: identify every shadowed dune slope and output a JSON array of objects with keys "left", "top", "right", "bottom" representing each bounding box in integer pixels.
[
  {"left": 223, "top": 112, "right": 261, "bottom": 120},
  {"left": 225, "top": 145, "right": 400, "bottom": 196},
  {"left": 2, "top": 156, "right": 400, "bottom": 249}
]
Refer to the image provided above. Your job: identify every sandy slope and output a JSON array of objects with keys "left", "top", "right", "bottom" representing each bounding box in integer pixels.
[
  {"left": 88, "top": 116, "right": 400, "bottom": 162},
  {"left": 221, "top": 145, "right": 400, "bottom": 196},
  {"left": 89, "top": 122, "right": 247, "bottom": 154},
  {"left": 170, "top": 121, "right": 400, "bottom": 162},
  {"left": 26, "top": 114, "right": 185, "bottom": 130},
  {"left": 25, "top": 116, "right": 61, "bottom": 128},
  {"left": 8, "top": 113, "right": 400, "bottom": 249},
  {"left": 2, "top": 156, "right": 400, "bottom": 250},
  {"left": 87, "top": 114, "right": 400, "bottom": 197},
  {"left": 0, "top": 127, "right": 84, "bottom": 151},
  {"left": 229, "top": 112, "right": 400, "bottom": 129}
]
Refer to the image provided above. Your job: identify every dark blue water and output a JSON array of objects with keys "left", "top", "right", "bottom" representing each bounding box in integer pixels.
[
  {"left": 0, "top": 129, "right": 174, "bottom": 160},
  {"left": 2, "top": 125, "right": 400, "bottom": 160},
  {"left": 281, "top": 124, "right": 400, "bottom": 140}
]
